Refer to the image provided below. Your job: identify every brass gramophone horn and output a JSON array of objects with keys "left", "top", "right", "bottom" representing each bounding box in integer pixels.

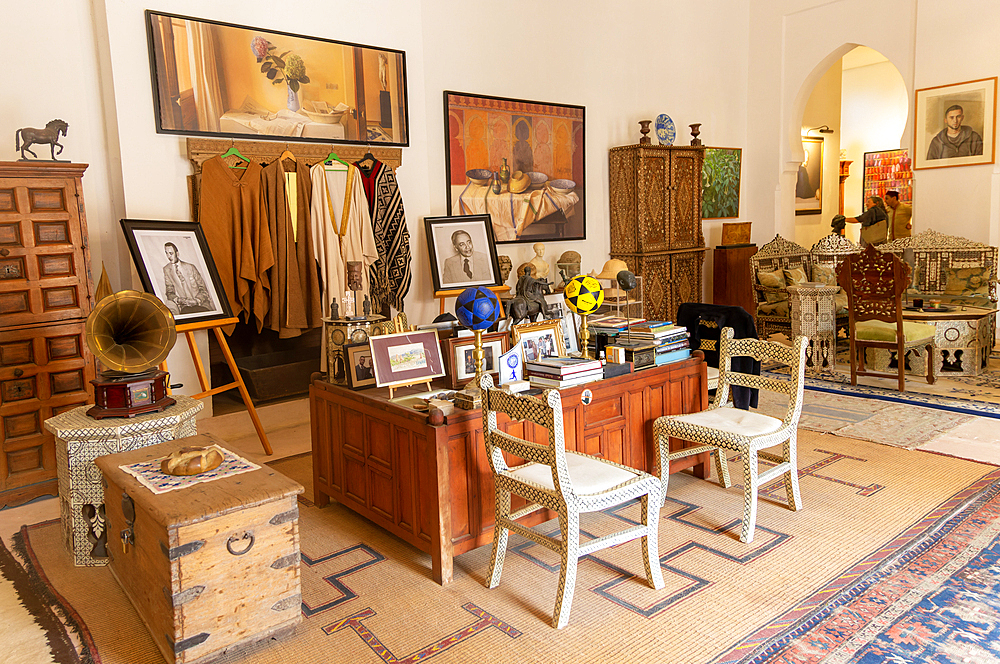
[{"left": 85, "top": 290, "right": 177, "bottom": 373}]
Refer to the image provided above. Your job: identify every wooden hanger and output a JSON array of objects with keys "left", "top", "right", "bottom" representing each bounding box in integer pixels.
[
  {"left": 279, "top": 145, "right": 297, "bottom": 171},
  {"left": 220, "top": 143, "right": 248, "bottom": 169}
]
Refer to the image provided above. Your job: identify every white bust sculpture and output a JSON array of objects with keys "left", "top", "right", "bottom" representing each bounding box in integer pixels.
[{"left": 527, "top": 242, "right": 550, "bottom": 279}]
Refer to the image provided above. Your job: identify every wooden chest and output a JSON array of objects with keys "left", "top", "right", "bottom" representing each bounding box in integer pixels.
[{"left": 95, "top": 435, "right": 303, "bottom": 664}]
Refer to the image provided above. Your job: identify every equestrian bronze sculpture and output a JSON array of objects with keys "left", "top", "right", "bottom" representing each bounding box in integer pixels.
[{"left": 16, "top": 119, "right": 69, "bottom": 161}]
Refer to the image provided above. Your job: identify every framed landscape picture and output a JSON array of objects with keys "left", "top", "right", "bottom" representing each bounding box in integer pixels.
[
  {"left": 444, "top": 90, "right": 585, "bottom": 244},
  {"left": 120, "top": 219, "right": 231, "bottom": 325},
  {"left": 701, "top": 147, "right": 742, "bottom": 219},
  {"left": 370, "top": 330, "right": 445, "bottom": 389},
  {"left": 914, "top": 77, "right": 997, "bottom": 170},
  {"left": 146, "top": 10, "right": 409, "bottom": 146}
]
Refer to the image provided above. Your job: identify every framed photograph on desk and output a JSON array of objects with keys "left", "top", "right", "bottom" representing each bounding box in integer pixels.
[
  {"left": 442, "top": 331, "right": 509, "bottom": 389},
  {"left": 344, "top": 342, "right": 377, "bottom": 389},
  {"left": 511, "top": 319, "right": 565, "bottom": 362}
]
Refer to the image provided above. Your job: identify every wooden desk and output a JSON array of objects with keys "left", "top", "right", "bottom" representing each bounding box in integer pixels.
[{"left": 310, "top": 354, "right": 708, "bottom": 584}]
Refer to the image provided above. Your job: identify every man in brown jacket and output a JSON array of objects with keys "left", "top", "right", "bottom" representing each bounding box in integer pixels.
[{"left": 885, "top": 190, "right": 912, "bottom": 240}]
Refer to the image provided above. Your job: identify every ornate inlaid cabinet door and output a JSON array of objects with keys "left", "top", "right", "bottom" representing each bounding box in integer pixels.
[
  {"left": 636, "top": 148, "right": 672, "bottom": 253},
  {"left": 666, "top": 147, "right": 705, "bottom": 250}
]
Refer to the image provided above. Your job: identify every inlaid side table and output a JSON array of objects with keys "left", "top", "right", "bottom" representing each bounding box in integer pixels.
[
  {"left": 787, "top": 282, "right": 839, "bottom": 375},
  {"left": 43, "top": 395, "right": 203, "bottom": 566}
]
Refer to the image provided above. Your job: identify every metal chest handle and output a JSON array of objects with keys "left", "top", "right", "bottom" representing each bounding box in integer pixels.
[{"left": 226, "top": 532, "right": 255, "bottom": 556}]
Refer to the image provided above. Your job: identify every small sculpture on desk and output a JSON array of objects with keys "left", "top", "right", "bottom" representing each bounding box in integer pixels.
[
  {"left": 528, "top": 242, "right": 550, "bottom": 280},
  {"left": 497, "top": 255, "right": 513, "bottom": 284},
  {"left": 330, "top": 301, "right": 340, "bottom": 320},
  {"left": 346, "top": 261, "right": 364, "bottom": 320},
  {"left": 509, "top": 271, "right": 551, "bottom": 324},
  {"left": 16, "top": 119, "right": 69, "bottom": 161},
  {"left": 831, "top": 214, "right": 847, "bottom": 236},
  {"left": 363, "top": 294, "right": 371, "bottom": 317},
  {"left": 554, "top": 250, "right": 582, "bottom": 292}
]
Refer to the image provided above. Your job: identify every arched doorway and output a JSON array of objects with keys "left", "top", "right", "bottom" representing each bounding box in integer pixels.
[{"left": 792, "top": 46, "right": 907, "bottom": 249}]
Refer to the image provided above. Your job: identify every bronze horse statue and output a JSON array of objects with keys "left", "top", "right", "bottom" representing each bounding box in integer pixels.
[
  {"left": 16, "top": 119, "right": 69, "bottom": 160},
  {"left": 508, "top": 273, "right": 551, "bottom": 324}
]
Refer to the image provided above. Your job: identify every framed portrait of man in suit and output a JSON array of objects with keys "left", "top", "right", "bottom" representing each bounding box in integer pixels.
[{"left": 424, "top": 214, "right": 502, "bottom": 292}]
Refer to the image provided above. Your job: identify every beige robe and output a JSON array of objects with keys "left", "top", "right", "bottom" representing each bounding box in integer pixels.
[
  {"left": 262, "top": 159, "right": 322, "bottom": 338},
  {"left": 309, "top": 163, "right": 377, "bottom": 318}
]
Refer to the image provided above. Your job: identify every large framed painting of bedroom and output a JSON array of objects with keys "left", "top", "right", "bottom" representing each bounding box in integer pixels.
[
  {"left": 444, "top": 91, "right": 585, "bottom": 243},
  {"left": 145, "top": 10, "right": 410, "bottom": 146}
]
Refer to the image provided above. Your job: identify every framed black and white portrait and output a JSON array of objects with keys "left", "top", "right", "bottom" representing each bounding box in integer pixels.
[
  {"left": 424, "top": 214, "right": 501, "bottom": 292},
  {"left": 120, "top": 219, "right": 231, "bottom": 325}
]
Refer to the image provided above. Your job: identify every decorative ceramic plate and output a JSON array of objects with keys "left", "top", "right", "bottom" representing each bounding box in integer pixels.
[{"left": 655, "top": 114, "right": 676, "bottom": 146}]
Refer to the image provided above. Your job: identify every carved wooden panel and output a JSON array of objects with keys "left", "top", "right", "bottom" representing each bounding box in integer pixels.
[
  {"left": 669, "top": 149, "right": 705, "bottom": 249},
  {"left": 638, "top": 152, "right": 670, "bottom": 252},
  {"left": 609, "top": 149, "right": 638, "bottom": 253}
]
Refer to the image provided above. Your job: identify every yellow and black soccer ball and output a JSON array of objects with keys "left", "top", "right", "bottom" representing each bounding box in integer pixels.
[{"left": 563, "top": 275, "right": 604, "bottom": 314}]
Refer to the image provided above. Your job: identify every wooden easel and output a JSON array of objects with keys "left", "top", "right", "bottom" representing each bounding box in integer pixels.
[
  {"left": 160, "top": 317, "right": 273, "bottom": 456},
  {"left": 435, "top": 285, "right": 510, "bottom": 316}
]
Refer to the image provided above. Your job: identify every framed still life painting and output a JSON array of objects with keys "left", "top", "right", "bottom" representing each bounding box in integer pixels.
[{"left": 444, "top": 90, "right": 585, "bottom": 244}]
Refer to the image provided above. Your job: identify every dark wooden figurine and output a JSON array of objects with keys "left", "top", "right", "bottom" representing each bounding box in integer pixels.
[{"left": 16, "top": 119, "right": 69, "bottom": 161}]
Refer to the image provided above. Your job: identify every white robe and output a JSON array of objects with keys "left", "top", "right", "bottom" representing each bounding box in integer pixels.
[{"left": 309, "top": 163, "right": 377, "bottom": 319}]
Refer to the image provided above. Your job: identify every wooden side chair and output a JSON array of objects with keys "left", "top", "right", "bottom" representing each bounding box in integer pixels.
[
  {"left": 836, "top": 244, "right": 936, "bottom": 391},
  {"left": 653, "top": 328, "right": 808, "bottom": 544},
  {"left": 479, "top": 374, "right": 664, "bottom": 629}
]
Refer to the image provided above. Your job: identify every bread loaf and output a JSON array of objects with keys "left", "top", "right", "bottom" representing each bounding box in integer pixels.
[{"left": 160, "top": 446, "right": 225, "bottom": 476}]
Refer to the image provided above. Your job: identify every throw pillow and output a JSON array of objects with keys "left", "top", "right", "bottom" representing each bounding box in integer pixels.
[
  {"left": 757, "top": 300, "right": 789, "bottom": 317},
  {"left": 757, "top": 268, "right": 788, "bottom": 303},
  {"left": 783, "top": 265, "right": 809, "bottom": 286},
  {"left": 811, "top": 263, "right": 837, "bottom": 286},
  {"left": 943, "top": 266, "right": 991, "bottom": 296}
]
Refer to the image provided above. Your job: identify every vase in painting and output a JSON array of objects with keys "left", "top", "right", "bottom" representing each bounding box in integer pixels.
[{"left": 287, "top": 84, "right": 301, "bottom": 112}]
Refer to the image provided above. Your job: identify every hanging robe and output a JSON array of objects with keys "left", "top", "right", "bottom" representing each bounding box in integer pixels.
[
  {"left": 309, "top": 162, "right": 377, "bottom": 318},
  {"left": 356, "top": 159, "right": 412, "bottom": 313},
  {"left": 197, "top": 156, "right": 273, "bottom": 331},
  {"left": 261, "top": 158, "right": 322, "bottom": 338}
]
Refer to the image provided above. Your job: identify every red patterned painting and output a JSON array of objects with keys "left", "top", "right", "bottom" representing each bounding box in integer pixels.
[{"left": 444, "top": 91, "right": 585, "bottom": 243}]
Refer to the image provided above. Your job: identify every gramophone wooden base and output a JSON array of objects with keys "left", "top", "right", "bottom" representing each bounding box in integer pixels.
[{"left": 88, "top": 370, "right": 175, "bottom": 420}]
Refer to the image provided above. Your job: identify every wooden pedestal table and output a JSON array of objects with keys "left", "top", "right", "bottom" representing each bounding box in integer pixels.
[
  {"left": 43, "top": 396, "right": 203, "bottom": 566},
  {"left": 787, "top": 282, "right": 839, "bottom": 376},
  {"left": 310, "top": 354, "right": 709, "bottom": 584}
]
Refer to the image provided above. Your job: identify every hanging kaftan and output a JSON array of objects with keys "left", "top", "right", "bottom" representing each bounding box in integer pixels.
[
  {"left": 261, "top": 159, "right": 322, "bottom": 338},
  {"left": 309, "top": 162, "right": 377, "bottom": 319},
  {"left": 197, "top": 156, "right": 273, "bottom": 330},
  {"left": 356, "top": 159, "right": 411, "bottom": 313}
]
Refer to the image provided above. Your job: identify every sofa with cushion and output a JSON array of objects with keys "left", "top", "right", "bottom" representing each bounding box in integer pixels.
[
  {"left": 879, "top": 229, "right": 998, "bottom": 306},
  {"left": 749, "top": 233, "right": 862, "bottom": 340}
]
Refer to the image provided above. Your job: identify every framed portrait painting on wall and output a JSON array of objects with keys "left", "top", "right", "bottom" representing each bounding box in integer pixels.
[
  {"left": 120, "top": 219, "right": 231, "bottom": 326},
  {"left": 444, "top": 90, "right": 585, "bottom": 244},
  {"left": 424, "top": 214, "right": 502, "bottom": 293},
  {"left": 914, "top": 77, "right": 997, "bottom": 170},
  {"left": 795, "top": 137, "right": 823, "bottom": 216}
]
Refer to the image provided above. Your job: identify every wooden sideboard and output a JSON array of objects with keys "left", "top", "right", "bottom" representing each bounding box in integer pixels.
[{"left": 310, "top": 354, "right": 708, "bottom": 584}]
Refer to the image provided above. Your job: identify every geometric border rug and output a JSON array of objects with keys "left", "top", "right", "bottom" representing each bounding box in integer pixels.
[{"left": 712, "top": 468, "right": 1000, "bottom": 663}]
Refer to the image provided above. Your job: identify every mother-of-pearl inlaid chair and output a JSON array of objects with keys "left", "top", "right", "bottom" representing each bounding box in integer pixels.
[
  {"left": 479, "top": 374, "right": 664, "bottom": 629},
  {"left": 653, "top": 328, "right": 808, "bottom": 543}
]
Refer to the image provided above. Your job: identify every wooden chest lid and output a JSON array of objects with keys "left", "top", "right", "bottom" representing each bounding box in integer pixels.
[{"left": 94, "top": 433, "right": 303, "bottom": 529}]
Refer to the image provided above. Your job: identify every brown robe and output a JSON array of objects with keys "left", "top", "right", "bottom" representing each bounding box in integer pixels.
[
  {"left": 261, "top": 158, "right": 322, "bottom": 338},
  {"left": 197, "top": 156, "right": 274, "bottom": 331}
]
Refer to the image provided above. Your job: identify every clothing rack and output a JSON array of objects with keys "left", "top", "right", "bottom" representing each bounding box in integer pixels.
[{"left": 185, "top": 137, "right": 402, "bottom": 222}]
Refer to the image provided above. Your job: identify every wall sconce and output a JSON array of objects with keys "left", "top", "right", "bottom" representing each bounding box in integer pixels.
[{"left": 806, "top": 125, "right": 835, "bottom": 135}]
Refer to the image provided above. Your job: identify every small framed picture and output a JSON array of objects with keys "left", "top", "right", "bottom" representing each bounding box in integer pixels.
[
  {"left": 795, "top": 137, "right": 823, "bottom": 216},
  {"left": 511, "top": 319, "right": 566, "bottom": 362},
  {"left": 544, "top": 294, "right": 579, "bottom": 354},
  {"left": 424, "top": 214, "right": 502, "bottom": 292},
  {"left": 442, "top": 331, "right": 509, "bottom": 390},
  {"left": 344, "top": 342, "right": 377, "bottom": 389},
  {"left": 120, "top": 219, "right": 232, "bottom": 325},
  {"left": 370, "top": 330, "right": 446, "bottom": 389}
]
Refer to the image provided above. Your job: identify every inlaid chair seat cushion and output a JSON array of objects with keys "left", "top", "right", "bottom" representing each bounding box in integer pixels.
[
  {"left": 854, "top": 320, "right": 936, "bottom": 343},
  {"left": 671, "top": 407, "right": 783, "bottom": 437},
  {"left": 509, "top": 452, "right": 640, "bottom": 494}
]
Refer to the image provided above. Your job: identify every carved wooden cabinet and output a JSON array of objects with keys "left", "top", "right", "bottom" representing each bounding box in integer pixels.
[
  {"left": 609, "top": 145, "right": 706, "bottom": 322},
  {"left": 0, "top": 162, "right": 95, "bottom": 508}
]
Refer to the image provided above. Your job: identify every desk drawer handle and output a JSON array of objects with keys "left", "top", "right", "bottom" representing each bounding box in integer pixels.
[
  {"left": 13, "top": 368, "right": 23, "bottom": 378},
  {"left": 227, "top": 532, "right": 254, "bottom": 556}
]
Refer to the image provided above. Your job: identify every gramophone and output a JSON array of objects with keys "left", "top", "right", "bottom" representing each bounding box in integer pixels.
[{"left": 85, "top": 290, "right": 178, "bottom": 419}]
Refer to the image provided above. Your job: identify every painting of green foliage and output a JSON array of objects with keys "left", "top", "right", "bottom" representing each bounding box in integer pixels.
[{"left": 702, "top": 147, "right": 742, "bottom": 219}]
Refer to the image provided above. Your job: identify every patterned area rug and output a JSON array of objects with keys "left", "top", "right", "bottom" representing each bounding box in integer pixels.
[{"left": 4, "top": 438, "right": 1000, "bottom": 664}]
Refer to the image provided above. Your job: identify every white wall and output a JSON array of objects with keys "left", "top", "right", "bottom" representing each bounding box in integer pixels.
[{"left": 798, "top": 60, "right": 842, "bottom": 249}]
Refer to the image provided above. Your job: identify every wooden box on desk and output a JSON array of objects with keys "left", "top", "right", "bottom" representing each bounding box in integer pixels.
[{"left": 94, "top": 434, "right": 303, "bottom": 664}]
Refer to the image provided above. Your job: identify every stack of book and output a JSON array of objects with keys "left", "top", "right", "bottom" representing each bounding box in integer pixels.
[
  {"left": 524, "top": 357, "right": 604, "bottom": 389},
  {"left": 587, "top": 315, "right": 646, "bottom": 337},
  {"left": 650, "top": 324, "right": 691, "bottom": 366}
]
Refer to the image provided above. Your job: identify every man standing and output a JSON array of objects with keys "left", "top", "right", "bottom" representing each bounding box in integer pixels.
[
  {"left": 884, "top": 190, "right": 913, "bottom": 240},
  {"left": 162, "top": 242, "right": 212, "bottom": 314},
  {"left": 927, "top": 104, "right": 984, "bottom": 160},
  {"left": 442, "top": 230, "right": 491, "bottom": 284}
]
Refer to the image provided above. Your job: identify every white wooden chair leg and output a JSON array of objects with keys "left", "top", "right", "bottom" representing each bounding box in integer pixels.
[
  {"left": 552, "top": 513, "right": 579, "bottom": 629},
  {"left": 487, "top": 488, "right": 510, "bottom": 589},
  {"left": 641, "top": 492, "right": 665, "bottom": 590},
  {"left": 714, "top": 447, "right": 732, "bottom": 488},
  {"left": 740, "top": 449, "right": 759, "bottom": 544},
  {"left": 784, "top": 432, "right": 802, "bottom": 512}
]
